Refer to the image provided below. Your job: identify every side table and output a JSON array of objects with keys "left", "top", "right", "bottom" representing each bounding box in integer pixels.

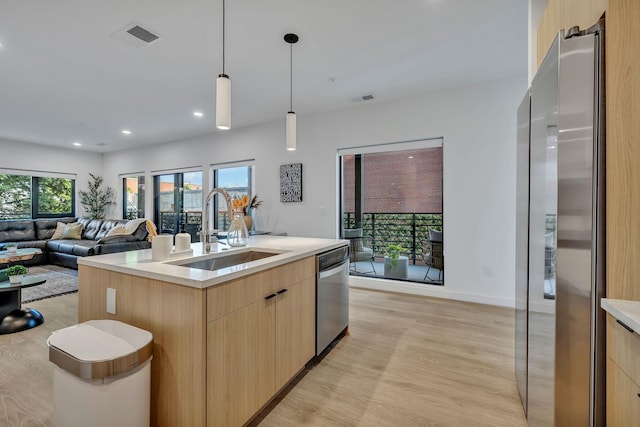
[{"left": 0, "top": 275, "right": 46, "bottom": 334}]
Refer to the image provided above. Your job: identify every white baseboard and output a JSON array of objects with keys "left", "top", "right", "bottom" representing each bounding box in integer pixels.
[{"left": 348, "top": 276, "right": 515, "bottom": 308}]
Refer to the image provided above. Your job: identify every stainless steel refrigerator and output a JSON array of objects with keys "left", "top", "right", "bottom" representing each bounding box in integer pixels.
[{"left": 515, "top": 19, "right": 605, "bottom": 426}]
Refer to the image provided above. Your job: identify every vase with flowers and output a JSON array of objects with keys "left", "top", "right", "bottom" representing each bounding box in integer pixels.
[{"left": 231, "top": 194, "right": 263, "bottom": 231}]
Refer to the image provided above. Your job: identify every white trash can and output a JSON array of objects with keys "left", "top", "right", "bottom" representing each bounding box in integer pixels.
[{"left": 47, "top": 320, "right": 153, "bottom": 427}]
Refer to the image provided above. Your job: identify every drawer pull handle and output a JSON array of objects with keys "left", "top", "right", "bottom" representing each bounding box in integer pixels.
[
  {"left": 616, "top": 319, "right": 635, "bottom": 334},
  {"left": 264, "top": 293, "right": 277, "bottom": 300},
  {"left": 277, "top": 288, "right": 288, "bottom": 295}
]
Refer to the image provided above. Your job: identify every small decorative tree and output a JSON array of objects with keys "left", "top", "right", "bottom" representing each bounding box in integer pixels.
[{"left": 79, "top": 173, "right": 115, "bottom": 219}]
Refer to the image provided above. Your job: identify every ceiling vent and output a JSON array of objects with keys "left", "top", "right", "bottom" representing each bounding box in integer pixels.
[
  {"left": 127, "top": 25, "right": 159, "bottom": 43},
  {"left": 350, "top": 94, "right": 376, "bottom": 103},
  {"left": 111, "top": 22, "right": 161, "bottom": 48}
]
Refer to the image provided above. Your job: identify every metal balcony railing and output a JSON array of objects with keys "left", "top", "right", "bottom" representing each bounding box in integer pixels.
[{"left": 343, "top": 212, "right": 443, "bottom": 264}]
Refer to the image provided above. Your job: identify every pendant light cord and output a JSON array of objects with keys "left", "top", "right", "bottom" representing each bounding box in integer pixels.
[
  {"left": 222, "top": 0, "right": 226, "bottom": 74},
  {"left": 289, "top": 43, "right": 293, "bottom": 111}
]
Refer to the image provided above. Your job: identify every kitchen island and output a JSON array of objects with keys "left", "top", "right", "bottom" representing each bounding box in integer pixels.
[{"left": 77, "top": 235, "right": 348, "bottom": 427}]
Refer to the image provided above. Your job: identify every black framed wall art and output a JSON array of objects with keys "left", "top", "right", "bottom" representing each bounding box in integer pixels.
[{"left": 280, "top": 163, "right": 302, "bottom": 202}]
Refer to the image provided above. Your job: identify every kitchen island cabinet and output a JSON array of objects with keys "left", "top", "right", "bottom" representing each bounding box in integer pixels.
[
  {"left": 206, "top": 258, "right": 315, "bottom": 426},
  {"left": 77, "top": 236, "right": 346, "bottom": 427}
]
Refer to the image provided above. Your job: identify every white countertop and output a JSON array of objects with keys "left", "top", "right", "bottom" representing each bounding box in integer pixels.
[
  {"left": 601, "top": 298, "right": 640, "bottom": 332},
  {"left": 78, "top": 235, "right": 347, "bottom": 289}
]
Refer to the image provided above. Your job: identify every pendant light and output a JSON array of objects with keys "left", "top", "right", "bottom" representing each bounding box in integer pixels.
[
  {"left": 284, "top": 33, "right": 299, "bottom": 151},
  {"left": 216, "top": 0, "right": 231, "bottom": 130}
]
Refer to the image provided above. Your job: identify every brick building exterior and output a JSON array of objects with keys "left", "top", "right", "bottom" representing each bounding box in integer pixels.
[{"left": 342, "top": 147, "right": 443, "bottom": 214}]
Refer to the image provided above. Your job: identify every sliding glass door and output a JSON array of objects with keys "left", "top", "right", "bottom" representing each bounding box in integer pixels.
[
  {"left": 153, "top": 171, "right": 202, "bottom": 240},
  {"left": 339, "top": 139, "right": 443, "bottom": 284}
]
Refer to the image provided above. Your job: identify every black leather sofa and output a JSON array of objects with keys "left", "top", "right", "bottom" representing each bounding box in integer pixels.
[{"left": 0, "top": 217, "right": 151, "bottom": 269}]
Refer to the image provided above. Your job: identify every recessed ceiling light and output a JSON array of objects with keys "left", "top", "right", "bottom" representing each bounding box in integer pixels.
[
  {"left": 122, "top": 129, "right": 131, "bottom": 135},
  {"left": 408, "top": 156, "right": 414, "bottom": 159},
  {"left": 73, "top": 142, "right": 82, "bottom": 147},
  {"left": 193, "top": 111, "right": 204, "bottom": 117}
]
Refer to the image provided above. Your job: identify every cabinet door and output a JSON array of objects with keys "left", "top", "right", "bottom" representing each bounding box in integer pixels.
[
  {"left": 275, "top": 277, "right": 316, "bottom": 390},
  {"left": 207, "top": 298, "right": 276, "bottom": 427},
  {"left": 607, "top": 358, "right": 640, "bottom": 427}
]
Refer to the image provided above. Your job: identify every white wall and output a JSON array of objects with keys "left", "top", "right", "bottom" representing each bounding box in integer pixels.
[
  {"left": 0, "top": 138, "right": 103, "bottom": 216},
  {"left": 102, "top": 75, "right": 527, "bottom": 307}
]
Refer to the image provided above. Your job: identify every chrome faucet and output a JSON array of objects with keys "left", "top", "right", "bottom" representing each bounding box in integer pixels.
[{"left": 202, "top": 187, "right": 233, "bottom": 252}]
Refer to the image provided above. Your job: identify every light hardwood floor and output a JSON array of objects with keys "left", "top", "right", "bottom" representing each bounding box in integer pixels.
[{"left": 0, "top": 289, "right": 527, "bottom": 427}]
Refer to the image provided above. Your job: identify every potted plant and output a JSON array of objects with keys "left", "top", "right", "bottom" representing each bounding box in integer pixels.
[
  {"left": 79, "top": 173, "right": 115, "bottom": 219},
  {"left": 7, "top": 265, "right": 28, "bottom": 284},
  {"left": 384, "top": 244, "right": 408, "bottom": 279},
  {"left": 385, "top": 244, "right": 407, "bottom": 267}
]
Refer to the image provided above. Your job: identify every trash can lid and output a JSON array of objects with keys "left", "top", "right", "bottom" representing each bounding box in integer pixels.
[{"left": 48, "top": 320, "right": 152, "bottom": 362}]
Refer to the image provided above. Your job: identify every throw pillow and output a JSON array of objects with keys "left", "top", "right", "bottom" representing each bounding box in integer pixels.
[
  {"left": 429, "top": 229, "right": 443, "bottom": 242},
  {"left": 123, "top": 218, "right": 146, "bottom": 235},
  {"left": 50, "top": 222, "right": 67, "bottom": 240},
  {"left": 61, "top": 222, "right": 83, "bottom": 240},
  {"left": 343, "top": 228, "right": 363, "bottom": 238},
  {"left": 105, "top": 225, "right": 128, "bottom": 238}
]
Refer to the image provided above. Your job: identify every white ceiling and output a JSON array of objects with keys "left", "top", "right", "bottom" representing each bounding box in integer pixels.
[{"left": 0, "top": 0, "right": 527, "bottom": 153}]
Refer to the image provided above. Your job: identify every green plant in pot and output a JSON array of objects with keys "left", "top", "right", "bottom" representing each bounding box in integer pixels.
[
  {"left": 385, "top": 244, "right": 407, "bottom": 268},
  {"left": 79, "top": 173, "right": 115, "bottom": 219},
  {"left": 7, "top": 265, "right": 28, "bottom": 284}
]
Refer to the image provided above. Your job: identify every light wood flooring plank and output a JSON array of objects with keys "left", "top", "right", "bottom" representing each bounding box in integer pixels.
[
  {"left": 0, "top": 294, "right": 77, "bottom": 427},
  {"left": 253, "top": 289, "right": 527, "bottom": 427},
  {"left": 0, "top": 289, "right": 526, "bottom": 427}
]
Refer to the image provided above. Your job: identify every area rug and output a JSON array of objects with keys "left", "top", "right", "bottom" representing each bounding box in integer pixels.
[{"left": 20, "top": 265, "right": 78, "bottom": 303}]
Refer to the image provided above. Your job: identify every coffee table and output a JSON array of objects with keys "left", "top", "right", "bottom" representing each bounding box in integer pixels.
[
  {"left": 0, "top": 248, "right": 42, "bottom": 265},
  {"left": 0, "top": 275, "right": 46, "bottom": 334}
]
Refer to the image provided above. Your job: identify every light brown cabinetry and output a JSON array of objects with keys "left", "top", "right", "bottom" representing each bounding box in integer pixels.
[
  {"left": 79, "top": 256, "right": 316, "bottom": 427},
  {"left": 206, "top": 258, "right": 316, "bottom": 427},
  {"left": 606, "top": 314, "right": 640, "bottom": 426},
  {"left": 275, "top": 276, "right": 315, "bottom": 389}
]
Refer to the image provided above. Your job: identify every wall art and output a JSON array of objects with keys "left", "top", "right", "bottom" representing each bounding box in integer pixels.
[{"left": 280, "top": 163, "right": 302, "bottom": 202}]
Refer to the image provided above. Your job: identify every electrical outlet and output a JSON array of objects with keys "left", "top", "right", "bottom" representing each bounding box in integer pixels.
[{"left": 107, "top": 288, "right": 116, "bottom": 314}]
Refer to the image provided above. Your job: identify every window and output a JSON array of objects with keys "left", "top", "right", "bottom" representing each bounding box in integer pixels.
[
  {"left": 153, "top": 171, "right": 202, "bottom": 240},
  {"left": 339, "top": 139, "right": 443, "bottom": 284},
  {"left": 212, "top": 164, "right": 253, "bottom": 230},
  {"left": 0, "top": 173, "right": 75, "bottom": 219},
  {"left": 0, "top": 174, "right": 31, "bottom": 219},
  {"left": 123, "top": 175, "right": 145, "bottom": 219},
  {"left": 34, "top": 177, "right": 75, "bottom": 218}
]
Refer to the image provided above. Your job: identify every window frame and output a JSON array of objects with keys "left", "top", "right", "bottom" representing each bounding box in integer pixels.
[
  {"left": 210, "top": 161, "right": 255, "bottom": 230},
  {"left": 0, "top": 172, "right": 76, "bottom": 219},
  {"left": 122, "top": 174, "right": 146, "bottom": 220},
  {"left": 32, "top": 176, "right": 76, "bottom": 218}
]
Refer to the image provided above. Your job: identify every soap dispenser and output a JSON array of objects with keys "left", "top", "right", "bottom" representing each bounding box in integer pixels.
[{"left": 175, "top": 225, "right": 191, "bottom": 252}]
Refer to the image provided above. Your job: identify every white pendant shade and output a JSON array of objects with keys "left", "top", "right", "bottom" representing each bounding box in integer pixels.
[
  {"left": 286, "top": 111, "right": 296, "bottom": 151},
  {"left": 216, "top": 74, "right": 231, "bottom": 130}
]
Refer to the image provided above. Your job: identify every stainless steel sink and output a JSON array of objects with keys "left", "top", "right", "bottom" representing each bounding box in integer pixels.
[{"left": 173, "top": 250, "right": 279, "bottom": 272}]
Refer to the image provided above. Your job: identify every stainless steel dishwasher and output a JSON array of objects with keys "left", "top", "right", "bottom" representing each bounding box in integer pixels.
[{"left": 316, "top": 245, "right": 349, "bottom": 356}]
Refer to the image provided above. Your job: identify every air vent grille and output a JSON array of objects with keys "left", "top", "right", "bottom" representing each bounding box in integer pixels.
[
  {"left": 362, "top": 94, "right": 375, "bottom": 101},
  {"left": 126, "top": 25, "right": 159, "bottom": 43},
  {"left": 111, "top": 22, "right": 161, "bottom": 48}
]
